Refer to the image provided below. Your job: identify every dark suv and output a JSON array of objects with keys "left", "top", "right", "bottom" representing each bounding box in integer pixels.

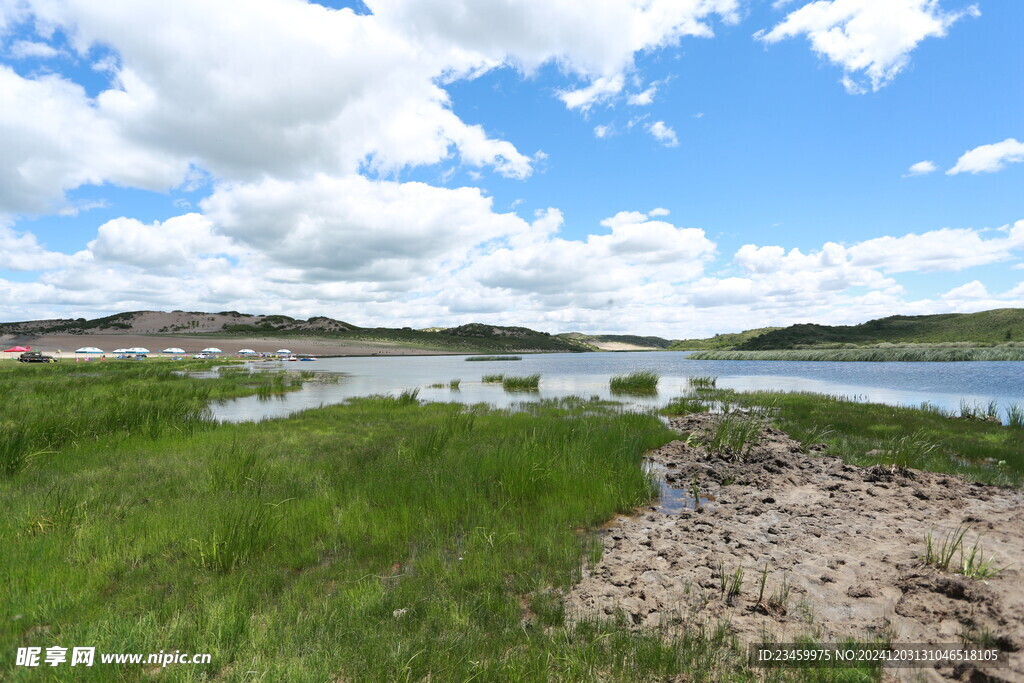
[{"left": 19, "top": 351, "right": 58, "bottom": 363}]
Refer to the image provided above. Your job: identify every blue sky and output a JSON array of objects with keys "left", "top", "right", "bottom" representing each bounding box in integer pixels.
[{"left": 0, "top": 0, "right": 1021, "bottom": 336}]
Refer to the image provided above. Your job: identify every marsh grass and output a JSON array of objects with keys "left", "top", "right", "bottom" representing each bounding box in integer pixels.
[
  {"left": 661, "top": 395, "right": 710, "bottom": 415},
  {"left": 924, "top": 526, "right": 1005, "bottom": 579},
  {"left": 0, "top": 360, "right": 306, "bottom": 477},
  {"left": 704, "top": 389, "right": 1024, "bottom": 486},
  {"left": 0, "top": 364, "right": 877, "bottom": 680},
  {"left": 465, "top": 355, "right": 522, "bottom": 362},
  {"left": 688, "top": 347, "right": 1024, "bottom": 361},
  {"left": 687, "top": 375, "right": 718, "bottom": 389},
  {"left": 703, "top": 410, "right": 766, "bottom": 456},
  {"left": 609, "top": 370, "right": 659, "bottom": 395},
  {"left": 960, "top": 538, "right": 1005, "bottom": 579},
  {"left": 788, "top": 424, "right": 834, "bottom": 454},
  {"left": 448, "top": 378, "right": 461, "bottom": 390},
  {"left": 959, "top": 399, "right": 1000, "bottom": 421},
  {"left": 502, "top": 373, "right": 541, "bottom": 391},
  {"left": 481, "top": 373, "right": 504, "bottom": 383},
  {"left": 924, "top": 526, "right": 967, "bottom": 571},
  {"left": 1005, "top": 403, "right": 1024, "bottom": 428},
  {"left": 879, "top": 430, "right": 939, "bottom": 471}
]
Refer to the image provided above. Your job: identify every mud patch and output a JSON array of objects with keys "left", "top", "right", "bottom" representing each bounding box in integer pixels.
[{"left": 567, "top": 413, "right": 1024, "bottom": 680}]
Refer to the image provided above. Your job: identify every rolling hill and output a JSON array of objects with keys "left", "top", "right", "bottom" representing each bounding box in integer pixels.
[
  {"left": 0, "top": 311, "right": 589, "bottom": 354},
  {"left": 736, "top": 309, "right": 1024, "bottom": 350}
]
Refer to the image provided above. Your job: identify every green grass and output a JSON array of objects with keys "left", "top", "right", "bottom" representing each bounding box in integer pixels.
[
  {"left": 924, "top": 526, "right": 1005, "bottom": 579},
  {"left": 959, "top": 399, "right": 999, "bottom": 421},
  {"left": 0, "top": 360, "right": 306, "bottom": 477},
  {"left": 0, "top": 363, "right": 889, "bottom": 680},
  {"left": 481, "top": 373, "right": 504, "bottom": 383},
  {"left": 448, "top": 378, "right": 461, "bottom": 390},
  {"left": 701, "top": 409, "right": 768, "bottom": 456},
  {"left": 661, "top": 395, "right": 710, "bottom": 415},
  {"left": 465, "top": 355, "right": 522, "bottom": 362},
  {"left": 1007, "top": 404, "right": 1024, "bottom": 428},
  {"left": 686, "top": 347, "right": 1024, "bottom": 361},
  {"left": 706, "top": 389, "right": 1024, "bottom": 486},
  {"left": 609, "top": 370, "right": 659, "bottom": 394},
  {"left": 502, "top": 373, "right": 541, "bottom": 391},
  {"left": 688, "top": 375, "right": 718, "bottom": 389}
]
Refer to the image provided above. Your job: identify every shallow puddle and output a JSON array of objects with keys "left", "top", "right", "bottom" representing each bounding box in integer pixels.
[{"left": 643, "top": 460, "right": 715, "bottom": 514}]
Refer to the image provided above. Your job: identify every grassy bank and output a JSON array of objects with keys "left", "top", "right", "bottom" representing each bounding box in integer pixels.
[
  {"left": 664, "top": 388, "right": 1024, "bottom": 487},
  {"left": 687, "top": 347, "right": 1024, "bottom": 361},
  {"left": 0, "top": 360, "right": 308, "bottom": 476},
  {"left": 6, "top": 363, "right": 849, "bottom": 681}
]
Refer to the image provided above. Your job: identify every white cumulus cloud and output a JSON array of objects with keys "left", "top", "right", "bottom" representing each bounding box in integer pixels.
[
  {"left": 757, "top": 0, "right": 979, "bottom": 93},
  {"left": 947, "top": 138, "right": 1024, "bottom": 175},
  {"left": 905, "top": 160, "right": 937, "bottom": 176},
  {"left": 647, "top": 121, "right": 679, "bottom": 147}
]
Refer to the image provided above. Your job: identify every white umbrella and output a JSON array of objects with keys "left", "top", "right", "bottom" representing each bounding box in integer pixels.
[
  {"left": 113, "top": 348, "right": 129, "bottom": 354},
  {"left": 161, "top": 347, "right": 185, "bottom": 354},
  {"left": 201, "top": 347, "right": 222, "bottom": 353},
  {"left": 126, "top": 347, "right": 150, "bottom": 354},
  {"left": 74, "top": 347, "right": 103, "bottom": 354},
  {"left": 237, "top": 348, "right": 256, "bottom": 354},
  {"left": 276, "top": 349, "right": 291, "bottom": 354}
]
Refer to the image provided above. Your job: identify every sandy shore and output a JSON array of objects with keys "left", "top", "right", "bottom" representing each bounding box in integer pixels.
[
  {"left": 567, "top": 413, "right": 1024, "bottom": 681},
  {"left": 0, "top": 333, "right": 465, "bottom": 359}
]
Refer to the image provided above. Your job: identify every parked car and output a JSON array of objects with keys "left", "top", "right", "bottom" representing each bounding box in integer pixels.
[
  {"left": 19, "top": 351, "right": 57, "bottom": 363},
  {"left": 192, "top": 352, "right": 215, "bottom": 359}
]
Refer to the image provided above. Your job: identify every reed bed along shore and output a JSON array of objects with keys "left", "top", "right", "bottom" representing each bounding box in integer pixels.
[
  {"left": 5, "top": 362, "right": 849, "bottom": 680},
  {"left": 687, "top": 347, "right": 1024, "bottom": 362},
  {"left": 464, "top": 355, "right": 522, "bottom": 362},
  {"left": 609, "top": 370, "right": 659, "bottom": 394}
]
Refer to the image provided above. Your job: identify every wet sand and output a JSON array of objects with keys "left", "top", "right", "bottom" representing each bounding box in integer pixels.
[{"left": 566, "top": 413, "right": 1024, "bottom": 681}]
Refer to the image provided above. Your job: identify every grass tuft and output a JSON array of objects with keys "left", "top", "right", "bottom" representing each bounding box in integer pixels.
[
  {"left": 687, "top": 375, "right": 718, "bottom": 390},
  {"left": 924, "top": 526, "right": 1005, "bottom": 579},
  {"left": 661, "top": 395, "right": 710, "bottom": 415},
  {"left": 502, "top": 374, "right": 541, "bottom": 391},
  {"left": 609, "top": 370, "right": 659, "bottom": 395},
  {"left": 481, "top": 373, "right": 504, "bottom": 383},
  {"left": 959, "top": 399, "right": 1000, "bottom": 422},
  {"left": 1005, "top": 403, "right": 1024, "bottom": 428},
  {"left": 702, "top": 410, "right": 767, "bottom": 456}
]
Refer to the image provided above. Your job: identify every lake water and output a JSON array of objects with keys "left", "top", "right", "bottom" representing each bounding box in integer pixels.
[{"left": 208, "top": 352, "right": 1024, "bottom": 423}]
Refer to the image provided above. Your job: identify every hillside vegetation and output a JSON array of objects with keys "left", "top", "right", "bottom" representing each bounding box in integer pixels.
[
  {"left": 668, "top": 327, "right": 781, "bottom": 350},
  {"left": 689, "top": 347, "right": 1024, "bottom": 362},
  {"left": 737, "top": 309, "right": 1024, "bottom": 350},
  {"left": 0, "top": 312, "right": 588, "bottom": 354},
  {"left": 350, "top": 323, "right": 588, "bottom": 353}
]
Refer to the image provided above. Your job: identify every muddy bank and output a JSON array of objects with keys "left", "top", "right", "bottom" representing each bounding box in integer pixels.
[{"left": 566, "top": 413, "right": 1024, "bottom": 680}]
